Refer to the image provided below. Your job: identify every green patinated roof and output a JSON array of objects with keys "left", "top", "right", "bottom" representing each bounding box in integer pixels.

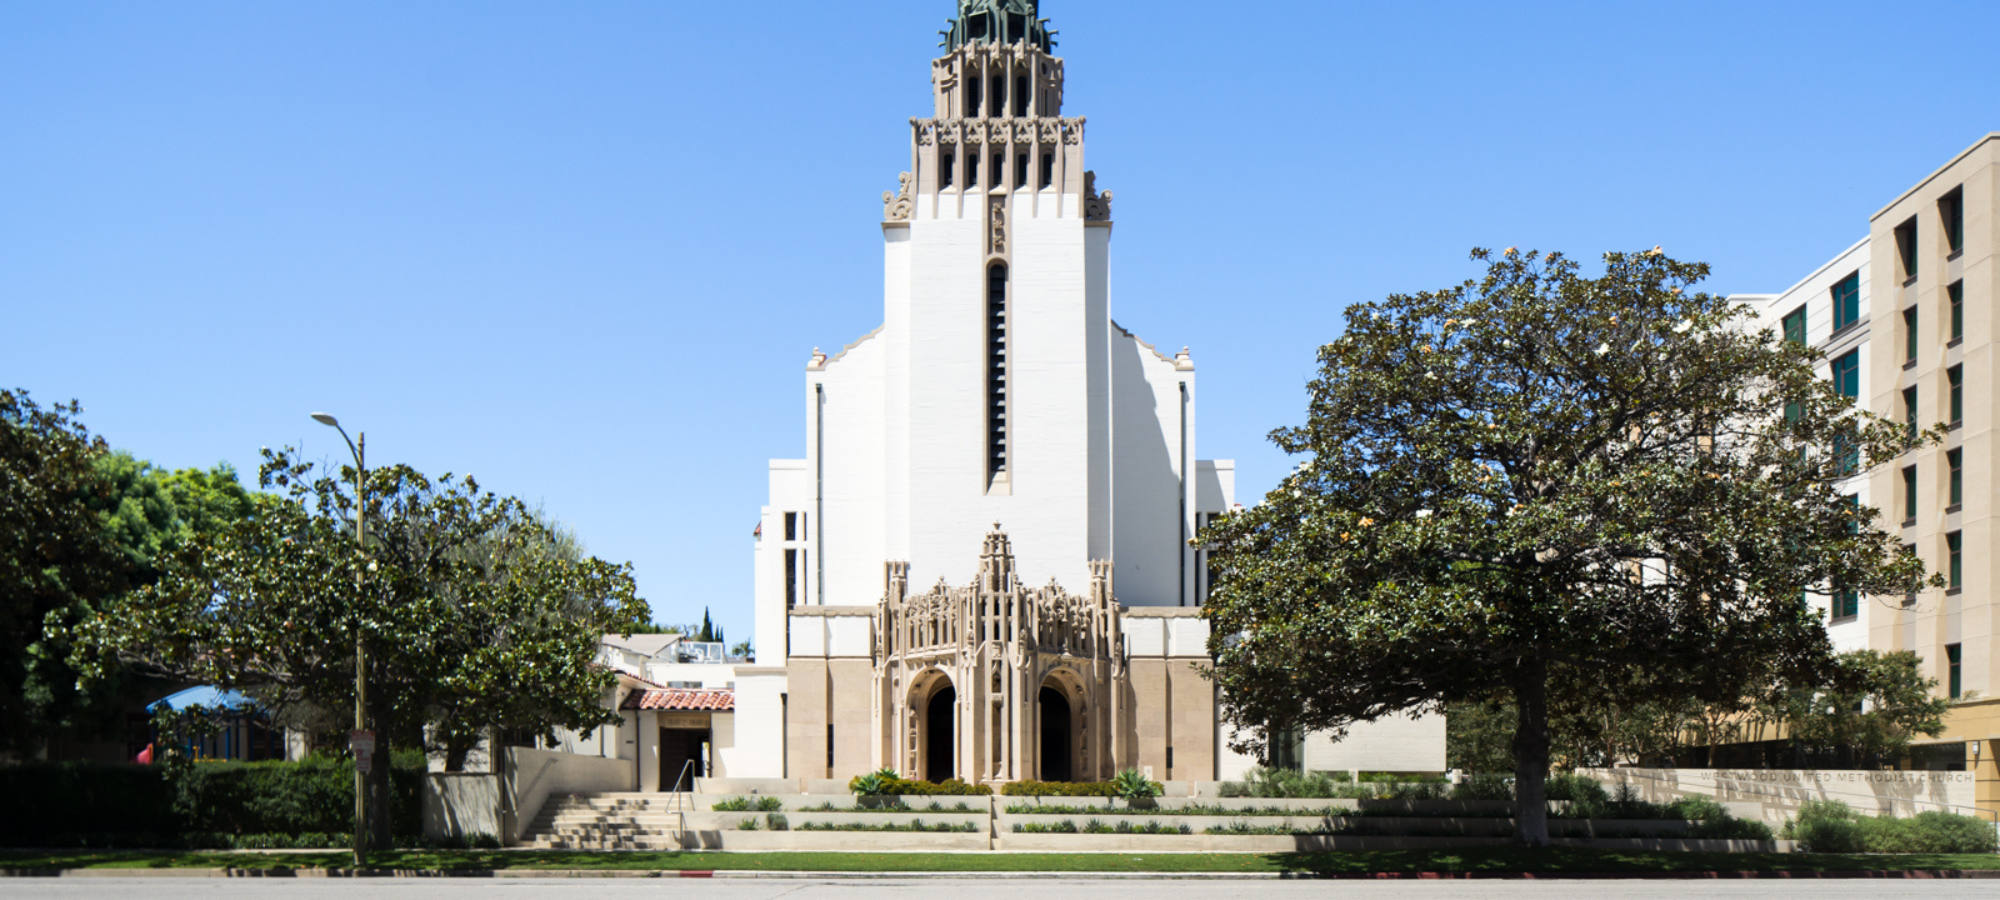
[{"left": 941, "top": 0, "right": 1055, "bottom": 52}]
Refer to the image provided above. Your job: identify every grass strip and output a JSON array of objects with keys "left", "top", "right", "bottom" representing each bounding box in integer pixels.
[{"left": 5, "top": 848, "right": 2000, "bottom": 875}]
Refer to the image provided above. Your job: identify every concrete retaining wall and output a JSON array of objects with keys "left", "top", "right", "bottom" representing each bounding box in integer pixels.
[
  {"left": 422, "top": 773, "right": 502, "bottom": 841},
  {"left": 1583, "top": 768, "right": 1978, "bottom": 824}
]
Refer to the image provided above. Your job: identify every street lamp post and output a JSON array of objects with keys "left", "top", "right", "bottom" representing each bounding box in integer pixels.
[{"left": 312, "top": 413, "right": 368, "bottom": 868}]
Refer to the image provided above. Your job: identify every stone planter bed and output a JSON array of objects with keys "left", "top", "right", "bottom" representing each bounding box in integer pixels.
[
  {"left": 999, "top": 814, "right": 1697, "bottom": 838},
  {"left": 699, "top": 794, "right": 991, "bottom": 812},
  {"left": 994, "top": 833, "right": 1787, "bottom": 853},
  {"left": 765, "top": 811, "right": 990, "bottom": 831},
  {"left": 685, "top": 830, "right": 992, "bottom": 852}
]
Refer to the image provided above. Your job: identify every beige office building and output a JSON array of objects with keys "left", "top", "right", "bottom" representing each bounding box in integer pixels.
[{"left": 1743, "top": 134, "right": 2000, "bottom": 815}]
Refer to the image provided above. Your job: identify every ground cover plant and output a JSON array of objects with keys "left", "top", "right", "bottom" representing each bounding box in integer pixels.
[
  {"left": 9, "top": 847, "right": 2000, "bottom": 875},
  {"left": 711, "top": 796, "right": 783, "bottom": 812},
  {"left": 1005, "top": 801, "right": 1348, "bottom": 817},
  {"left": 795, "top": 819, "right": 982, "bottom": 833},
  {"left": 800, "top": 799, "right": 978, "bottom": 813},
  {"left": 1783, "top": 799, "right": 1997, "bottom": 853}
]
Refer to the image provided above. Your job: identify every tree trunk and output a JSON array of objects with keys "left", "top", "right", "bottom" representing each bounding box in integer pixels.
[{"left": 1512, "top": 662, "right": 1552, "bottom": 847}]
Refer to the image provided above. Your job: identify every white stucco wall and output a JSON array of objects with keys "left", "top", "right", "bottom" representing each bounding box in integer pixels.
[{"left": 1740, "top": 236, "right": 1874, "bottom": 652}]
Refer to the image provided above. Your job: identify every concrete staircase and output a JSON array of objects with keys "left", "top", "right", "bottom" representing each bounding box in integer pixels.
[{"left": 521, "top": 792, "right": 695, "bottom": 850}]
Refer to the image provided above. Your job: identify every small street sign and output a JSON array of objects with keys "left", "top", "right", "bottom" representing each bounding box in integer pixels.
[{"left": 350, "top": 730, "right": 376, "bottom": 774}]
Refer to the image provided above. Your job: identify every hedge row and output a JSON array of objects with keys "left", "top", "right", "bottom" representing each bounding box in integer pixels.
[
  {"left": 0, "top": 757, "right": 422, "bottom": 846},
  {"left": 1001, "top": 779, "right": 1122, "bottom": 797}
]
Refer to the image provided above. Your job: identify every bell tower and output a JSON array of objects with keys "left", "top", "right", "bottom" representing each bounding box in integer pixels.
[{"left": 868, "top": 0, "right": 1115, "bottom": 595}]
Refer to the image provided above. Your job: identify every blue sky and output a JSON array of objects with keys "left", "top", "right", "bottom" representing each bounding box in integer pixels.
[{"left": 5, "top": 0, "right": 1997, "bottom": 642}]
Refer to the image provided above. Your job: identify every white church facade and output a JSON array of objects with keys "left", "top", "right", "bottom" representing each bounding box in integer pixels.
[{"left": 614, "top": 0, "right": 1445, "bottom": 788}]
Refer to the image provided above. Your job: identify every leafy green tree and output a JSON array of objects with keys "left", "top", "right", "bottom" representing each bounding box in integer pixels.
[
  {"left": 25, "top": 453, "right": 262, "bottom": 747},
  {"left": 1203, "top": 248, "right": 1936, "bottom": 845},
  {"left": 1776, "top": 649, "right": 1949, "bottom": 763},
  {"left": 0, "top": 389, "right": 122, "bottom": 755},
  {"left": 75, "top": 447, "right": 650, "bottom": 847}
]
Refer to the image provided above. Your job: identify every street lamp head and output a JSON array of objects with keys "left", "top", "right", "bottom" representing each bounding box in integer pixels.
[{"left": 311, "top": 412, "right": 340, "bottom": 428}]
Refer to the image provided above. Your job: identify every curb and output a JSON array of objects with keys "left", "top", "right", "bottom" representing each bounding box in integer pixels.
[{"left": 8, "top": 868, "right": 2000, "bottom": 880}]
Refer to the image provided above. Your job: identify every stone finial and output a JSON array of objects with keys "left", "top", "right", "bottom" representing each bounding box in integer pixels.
[
  {"left": 1174, "top": 346, "right": 1194, "bottom": 371},
  {"left": 808, "top": 348, "right": 829, "bottom": 370}
]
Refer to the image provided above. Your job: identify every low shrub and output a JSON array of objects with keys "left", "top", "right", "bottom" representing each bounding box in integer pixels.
[
  {"left": 1783, "top": 800, "right": 1996, "bottom": 853},
  {"left": 1003, "top": 780, "right": 1118, "bottom": 797},
  {"left": 848, "top": 769, "right": 993, "bottom": 797},
  {"left": 712, "top": 795, "right": 783, "bottom": 812},
  {"left": 1216, "top": 766, "right": 1369, "bottom": 799},
  {"left": 0, "top": 757, "right": 422, "bottom": 847},
  {"left": 1450, "top": 774, "right": 1513, "bottom": 802},
  {"left": 765, "top": 813, "right": 789, "bottom": 832},
  {"left": 1013, "top": 820, "right": 1078, "bottom": 834},
  {"left": 1111, "top": 768, "right": 1164, "bottom": 801},
  {"left": 1542, "top": 773, "right": 1610, "bottom": 805},
  {"left": 1358, "top": 772, "right": 1447, "bottom": 784}
]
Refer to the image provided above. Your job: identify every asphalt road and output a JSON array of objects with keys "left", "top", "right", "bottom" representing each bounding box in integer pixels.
[{"left": 5, "top": 878, "right": 2000, "bottom": 900}]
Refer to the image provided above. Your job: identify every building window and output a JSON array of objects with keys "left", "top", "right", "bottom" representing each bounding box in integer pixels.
[
  {"left": 1897, "top": 217, "right": 1920, "bottom": 282},
  {"left": 1942, "top": 188, "right": 1965, "bottom": 256},
  {"left": 785, "top": 549, "right": 798, "bottom": 608},
  {"left": 1950, "top": 281, "right": 1965, "bottom": 344},
  {"left": 784, "top": 512, "right": 798, "bottom": 541},
  {"left": 826, "top": 723, "right": 835, "bottom": 771},
  {"left": 989, "top": 75, "right": 1004, "bottom": 116},
  {"left": 941, "top": 153, "right": 956, "bottom": 189},
  {"left": 1783, "top": 306, "right": 1807, "bottom": 345},
  {"left": 966, "top": 154, "right": 980, "bottom": 187},
  {"left": 1947, "top": 531, "right": 1963, "bottom": 591},
  {"left": 992, "top": 153, "right": 1004, "bottom": 187},
  {"left": 987, "top": 263, "right": 1010, "bottom": 482},
  {"left": 1949, "top": 449, "right": 1963, "bottom": 509},
  {"left": 1905, "top": 386, "right": 1919, "bottom": 439},
  {"left": 965, "top": 77, "right": 982, "bottom": 118},
  {"left": 1013, "top": 74, "right": 1029, "bottom": 116},
  {"left": 1949, "top": 365, "right": 1963, "bottom": 426},
  {"left": 1904, "top": 465, "right": 1919, "bottom": 523},
  {"left": 1831, "top": 272, "right": 1861, "bottom": 333},
  {"left": 1040, "top": 151, "right": 1055, "bottom": 189},
  {"left": 1015, "top": 153, "right": 1028, "bottom": 188},
  {"left": 1833, "top": 350, "right": 1859, "bottom": 400},
  {"left": 1948, "top": 643, "right": 1963, "bottom": 699},
  {"left": 1904, "top": 307, "right": 1919, "bottom": 364},
  {"left": 1834, "top": 586, "right": 1859, "bottom": 621}
]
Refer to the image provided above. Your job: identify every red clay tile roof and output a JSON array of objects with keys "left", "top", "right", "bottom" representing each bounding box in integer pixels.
[{"left": 622, "top": 688, "right": 734, "bottom": 712}]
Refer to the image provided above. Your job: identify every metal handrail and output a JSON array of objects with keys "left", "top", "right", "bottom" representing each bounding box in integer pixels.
[{"left": 667, "top": 759, "right": 697, "bottom": 844}]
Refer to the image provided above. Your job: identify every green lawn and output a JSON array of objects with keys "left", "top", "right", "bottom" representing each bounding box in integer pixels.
[{"left": 3, "top": 848, "right": 1999, "bottom": 875}]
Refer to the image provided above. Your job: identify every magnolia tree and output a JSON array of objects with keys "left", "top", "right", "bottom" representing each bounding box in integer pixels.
[
  {"left": 1202, "top": 248, "right": 1938, "bottom": 845},
  {"left": 75, "top": 447, "right": 650, "bottom": 847}
]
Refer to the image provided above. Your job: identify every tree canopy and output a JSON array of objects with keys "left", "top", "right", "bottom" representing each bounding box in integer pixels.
[
  {"left": 1202, "top": 248, "right": 1936, "bottom": 844},
  {"left": 1, "top": 389, "right": 121, "bottom": 754},
  {"left": 74, "top": 447, "right": 651, "bottom": 846}
]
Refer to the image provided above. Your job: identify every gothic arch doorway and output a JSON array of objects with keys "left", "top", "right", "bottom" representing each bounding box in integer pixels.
[
  {"left": 1038, "top": 686, "right": 1072, "bottom": 782},
  {"left": 925, "top": 684, "right": 957, "bottom": 783}
]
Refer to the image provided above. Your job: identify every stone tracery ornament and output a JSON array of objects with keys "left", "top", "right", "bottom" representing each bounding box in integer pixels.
[
  {"left": 1083, "top": 170, "right": 1113, "bottom": 221},
  {"left": 883, "top": 171, "right": 915, "bottom": 222},
  {"left": 989, "top": 199, "right": 1008, "bottom": 257}
]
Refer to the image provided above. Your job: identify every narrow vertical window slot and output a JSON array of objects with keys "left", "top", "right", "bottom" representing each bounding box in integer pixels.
[
  {"left": 965, "top": 76, "right": 982, "bottom": 119},
  {"left": 1903, "top": 465, "right": 1919, "bottom": 524},
  {"left": 967, "top": 154, "right": 980, "bottom": 187},
  {"left": 1040, "top": 150, "right": 1055, "bottom": 189},
  {"left": 941, "top": 154, "right": 956, "bottom": 189},
  {"left": 989, "top": 75, "right": 1005, "bottom": 116},
  {"left": 1897, "top": 217, "right": 1920, "bottom": 282},
  {"left": 1942, "top": 188, "right": 1965, "bottom": 256},
  {"left": 1014, "top": 74, "right": 1029, "bottom": 116},
  {"left": 987, "top": 263, "right": 1010, "bottom": 487},
  {"left": 1015, "top": 153, "right": 1029, "bottom": 188},
  {"left": 1950, "top": 281, "right": 1965, "bottom": 344},
  {"left": 1904, "top": 307, "right": 1919, "bottom": 364}
]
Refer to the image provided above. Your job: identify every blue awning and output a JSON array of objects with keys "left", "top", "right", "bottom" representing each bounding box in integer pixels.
[{"left": 148, "top": 686, "right": 256, "bottom": 713}]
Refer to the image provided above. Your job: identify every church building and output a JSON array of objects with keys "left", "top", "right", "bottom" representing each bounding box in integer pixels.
[{"left": 705, "top": 0, "right": 1444, "bottom": 786}]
